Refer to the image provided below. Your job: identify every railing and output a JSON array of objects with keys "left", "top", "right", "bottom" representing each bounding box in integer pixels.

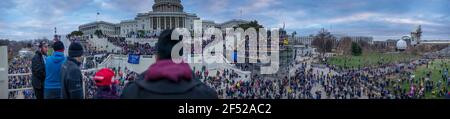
[
  {"left": 7, "top": 73, "right": 33, "bottom": 99},
  {"left": 7, "top": 68, "right": 102, "bottom": 99},
  {"left": 98, "top": 54, "right": 113, "bottom": 68}
]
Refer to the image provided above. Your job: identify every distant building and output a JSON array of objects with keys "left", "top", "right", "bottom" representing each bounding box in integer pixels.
[
  {"left": 79, "top": 21, "right": 118, "bottom": 37},
  {"left": 79, "top": 0, "right": 199, "bottom": 37},
  {"left": 118, "top": 0, "right": 200, "bottom": 37},
  {"left": 217, "top": 19, "right": 250, "bottom": 31},
  {"left": 401, "top": 36, "right": 412, "bottom": 45},
  {"left": 373, "top": 41, "right": 387, "bottom": 47},
  {"left": 291, "top": 35, "right": 314, "bottom": 46},
  {"left": 421, "top": 40, "right": 450, "bottom": 44},
  {"left": 200, "top": 19, "right": 250, "bottom": 32},
  {"left": 334, "top": 34, "right": 374, "bottom": 44},
  {"left": 289, "top": 34, "right": 373, "bottom": 48},
  {"left": 202, "top": 20, "right": 217, "bottom": 30},
  {"left": 79, "top": 0, "right": 249, "bottom": 38},
  {"left": 396, "top": 39, "right": 407, "bottom": 51},
  {"left": 386, "top": 39, "right": 399, "bottom": 50}
]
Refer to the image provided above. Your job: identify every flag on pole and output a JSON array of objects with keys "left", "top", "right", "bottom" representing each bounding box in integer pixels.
[{"left": 128, "top": 54, "right": 140, "bottom": 64}]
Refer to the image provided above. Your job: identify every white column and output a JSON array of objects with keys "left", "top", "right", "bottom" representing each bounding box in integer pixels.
[
  {"left": 172, "top": 17, "right": 175, "bottom": 28},
  {"left": 173, "top": 17, "right": 176, "bottom": 28},
  {"left": 160, "top": 17, "right": 164, "bottom": 30},
  {"left": 0, "top": 41, "right": 8, "bottom": 99},
  {"left": 150, "top": 17, "right": 153, "bottom": 31},
  {"left": 157, "top": 17, "right": 161, "bottom": 30},
  {"left": 182, "top": 17, "right": 185, "bottom": 28},
  {"left": 169, "top": 17, "right": 172, "bottom": 29},
  {"left": 166, "top": 17, "right": 169, "bottom": 29},
  {"left": 175, "top": 17, "right": 179, "bottom": 28}
]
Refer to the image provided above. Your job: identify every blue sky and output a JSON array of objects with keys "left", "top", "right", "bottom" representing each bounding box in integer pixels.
[{"left": 0, "top": 0, "right": 449, "bottom": 41}]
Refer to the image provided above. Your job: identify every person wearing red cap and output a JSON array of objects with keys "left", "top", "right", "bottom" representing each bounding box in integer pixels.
[{"left": 94, "top": 68, "right": 119, "bottom": 99}]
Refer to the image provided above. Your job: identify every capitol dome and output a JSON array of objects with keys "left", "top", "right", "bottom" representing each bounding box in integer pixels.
[
  {"left": 153, "top": 0, "right": 184, "bottom": 12},
  {"left": 396, "top": 39, "right": 407, "bottom": 51}
]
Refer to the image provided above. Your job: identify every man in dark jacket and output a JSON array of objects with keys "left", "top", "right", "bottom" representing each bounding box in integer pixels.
[
  {"left": 31, "top": 41, "right": 48, "bottom": 99},
  {"left": 121, "top": 29, "right": 217, "bottom": 99},
  {"left": 44, "top": 41, "right": 66, "bottom": 99},
  {"left": 61, "top": 42, "right": 84, "bottom": 99}
]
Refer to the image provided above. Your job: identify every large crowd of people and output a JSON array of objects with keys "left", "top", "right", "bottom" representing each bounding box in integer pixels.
[
  {"left": 123, "top": 31, "right": 160, "bottom": 39},
  {"left": 200, "top": 55, "right": 450, "bottom": 99},
  {"left": 107, "top": 37, "right": 156, "bottom": 55},
  {"left": 8, "top": 90, "right": 34, "bottom": 99},
  {"left": 8, "top": 58, "right": 32, "bottom": 74},
  {"left": 81, "top": 66, "right": 140, "bottom": 99},
  {"left": 8, "top": 75, "right": 32, "bottom": 90},
  {"left": 7, "top": 54, "right": 450, "bottom": 99},
  {"left": 7, "top": 56, "right": 34, "bottom": 99},
  {"left": 5, "top": 29, "right": 448, "bottom": 99},
  {"left": 82, "top": 54, "right": 109, "bottom": 69},
  {"left": 106, "top": 35, "right": 219, "bottom": 56},
  {"left": 84, "top": 45, "right": 108, "bottom": 56},
  {"left": 202, "top": 62, "right": 325, "bottom": 99}
]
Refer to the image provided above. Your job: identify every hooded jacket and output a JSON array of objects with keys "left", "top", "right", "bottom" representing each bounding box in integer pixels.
[
  {"left": 121, "top": 60, "right": 217, "bottom": 99},
  {"left": 61, "top": 57, "right": 83, "bottom": 99},
  {"left": 44, "top": 52, "right": 66, "bottom": 89},
  {"left": 95, "top": 86, "right": 119, "bottom": 99}
]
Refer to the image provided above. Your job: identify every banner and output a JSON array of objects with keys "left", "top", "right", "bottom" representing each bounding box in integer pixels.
[
  {"left": 128, "top": 54, "right": 140, "bottom": 64},
  {"left": 232, "top": 51, "right": 237, "bottom": 63}
]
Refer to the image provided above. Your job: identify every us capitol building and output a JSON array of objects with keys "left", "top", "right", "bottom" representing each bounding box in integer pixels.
[{"left": 79, "top": 0, "right": 249, "bottom": 37}]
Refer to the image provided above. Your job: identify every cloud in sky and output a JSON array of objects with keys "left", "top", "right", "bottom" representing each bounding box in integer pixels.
[
  {"left": 240, "top": 0, "right": 280, "bottom": 13},
  {"left": 0, "top": 0, "right": 449, "bottom": 41}
]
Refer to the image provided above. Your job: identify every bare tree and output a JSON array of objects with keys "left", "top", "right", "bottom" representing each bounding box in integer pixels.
[
  {"left": 312, "top": 28, "right": 336, "bottom": 55},
  {"left": 336, "top": 37, "right": 353, "bottom": 55}
]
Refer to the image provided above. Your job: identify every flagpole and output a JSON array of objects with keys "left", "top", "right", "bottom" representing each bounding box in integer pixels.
[{"left": 240, "top": 9, "right": 243, "bottom": 20}]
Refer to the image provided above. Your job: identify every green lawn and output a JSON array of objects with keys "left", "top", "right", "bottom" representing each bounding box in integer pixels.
[
  {"left": 327, "top": 53, "right": 449, "bottom": 98},
  {"left": 411, "top": 59, "right": 449, "bottom": 99},
  {"left": 387, "top": 59, "right": 449, "bottom": 99},
  {"left": 47, "top": 49, "right": 54, "bottom": 56},
  {"left": 327, "top": 53, "right": 418, "bottom": 69}
]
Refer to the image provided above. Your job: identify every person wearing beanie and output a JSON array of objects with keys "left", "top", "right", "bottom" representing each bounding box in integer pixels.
[
  {"left": 44, "top": 41, "right": 66, "bottom": 99},
  {"left": 121, "top": 29, "right": 217, "bottom": 99},
  {"left": 61, "top": 42, "right": 84, "bottom": 99},
  {"left": 31, "top": 41, "right": 48, "bottom": 99},
  {"left": 93, "top": 68, "right": 119, "bottom": 99}
]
